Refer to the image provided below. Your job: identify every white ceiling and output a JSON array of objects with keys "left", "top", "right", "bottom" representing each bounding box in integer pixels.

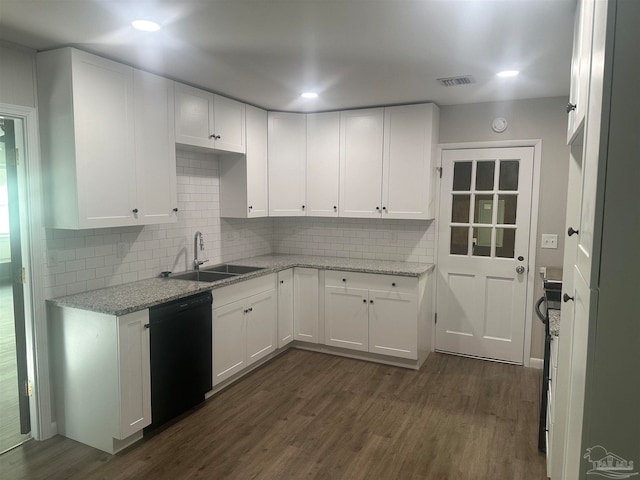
[{"left": 0, "top": 0, "right": 576, "bottom": 112}]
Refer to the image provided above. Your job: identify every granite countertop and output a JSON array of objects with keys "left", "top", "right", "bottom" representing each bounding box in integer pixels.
[
  {"left": 549, "top": 309, "right": 561, "bottom": 337},
  {"left": 49, "top": 254, "right": 435, "bottom": 316}
]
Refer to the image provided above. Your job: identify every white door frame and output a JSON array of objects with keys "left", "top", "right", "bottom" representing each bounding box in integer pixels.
[
  {"left": 435, "top": 139, "right": 542, "bottom": 367},
  {"left": 1, "top": 103, "right": 53, "bottom": 440}
]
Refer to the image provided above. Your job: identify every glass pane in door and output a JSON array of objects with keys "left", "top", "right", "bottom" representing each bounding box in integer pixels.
[
  {"left": 475, "top": 161, "right": 495, "bottom": 190},
  {"left": 472, "top": 227, "right": 492, "bottom": 256},
  {"left": 450, "top": 227, "right": 469, "bottom": 255},
  {"left": 496, "top": 228, "right": 516, "bottom": 258},
  {"left": 474, "top": 195, "right": 494, "bottom": 224},
  {"left": 499, "top": 160, "right": 519, "bottom": 190},
  {"left": 452, "top": 162, "right": 472, "bottom": 191},
  {"left": 451, "top": 195, "right": 470, "bottom": 223}
]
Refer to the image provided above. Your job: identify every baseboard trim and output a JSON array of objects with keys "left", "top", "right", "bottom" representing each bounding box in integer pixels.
[{"left": 529, "top": 357, "right": 544, "bottom": 369}]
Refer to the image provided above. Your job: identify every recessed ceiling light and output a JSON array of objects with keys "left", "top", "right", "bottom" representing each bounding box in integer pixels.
[
  {"left": 131, "top": 20, "right": 161, "bottom": 32},
  {"left": 496, "top": 70, "right": 520, "bottom": 78},
  {"left": 301, "top": 92, "right": 318, "bottom": 99}
]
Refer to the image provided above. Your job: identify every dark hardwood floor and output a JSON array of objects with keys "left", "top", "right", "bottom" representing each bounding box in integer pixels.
[{"left": 0, "top": 350, "right": 547, "bottom": 480}]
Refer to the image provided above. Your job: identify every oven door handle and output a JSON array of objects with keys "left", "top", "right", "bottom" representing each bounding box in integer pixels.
[{"left": 535, "top": 296, "right": 547, "bottom": 323}]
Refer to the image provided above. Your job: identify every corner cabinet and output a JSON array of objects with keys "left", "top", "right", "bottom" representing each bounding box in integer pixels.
[
  {"left": 37, "top": 47, "right": 178, "bottom": 229},
  {"left": 212, "top": 274, "right": 277, "bottom": 385},
  {"left": 174, "top": 83, "right": 246, "bottom": 154},
  {"left": 219, "top": 105, "right": 269, "bottom": 217},
  {"left": 49, "top": 306, "right": 151, "bottom": 454}
]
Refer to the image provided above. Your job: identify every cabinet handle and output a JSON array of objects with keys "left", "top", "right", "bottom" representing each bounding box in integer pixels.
[
  {"left": 132, "top": 208, "right": 139, "bottom": 214},
  {"left": 392, "top": 282, "right": 396, "bottom": 287},
  {"left": 563, "top": 293, "right": 574, "bottom": 303},
  {"left": 568, "top": 227, "right": 579, "bottom": 237},
  {"left": 173, "top": 207, "right": 179, "bottom": 212},
  {"left": 566, "top": 103, "right": 577, "bottom": 113},
  {"left": 209, "top": 134, "right": 221, "bottom": 140}
]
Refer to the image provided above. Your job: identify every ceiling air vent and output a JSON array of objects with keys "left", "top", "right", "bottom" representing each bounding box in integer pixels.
[{"left": 437, "top": 75, "right": 476, "bottom": 87}]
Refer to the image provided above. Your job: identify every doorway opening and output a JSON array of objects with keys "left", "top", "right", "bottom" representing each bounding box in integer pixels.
[{"left": 0, "top": 117, "right": 31, "bottom": 453}]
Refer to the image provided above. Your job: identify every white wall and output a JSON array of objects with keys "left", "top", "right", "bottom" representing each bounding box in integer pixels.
[
  {"left": 439, "top": 96, "right": 571, "bottom": 359},
  {"left": 0, "top": 41, "right": 37, "bottom": 108},
  {"left": 42, "top": 148, "right": 273, "bottom": 299}
]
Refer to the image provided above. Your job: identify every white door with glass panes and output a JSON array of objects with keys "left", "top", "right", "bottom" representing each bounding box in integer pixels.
[{"left": 436, "top": 147, "right": 534, "bottom": 363}]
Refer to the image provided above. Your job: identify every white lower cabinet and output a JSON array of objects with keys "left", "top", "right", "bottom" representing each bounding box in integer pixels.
[
  {"left": 293, "top": 267, "right": 319, "bottom": 343},
  {"left": 49, "top": 306, "right": 151, "bottom": 454},
  {"left": 277, "top": 269, "right": 294, "bottom": 347},
  {"left": 212, "top": 274, "right": 277, "bottom": 385},
  {"left": 324, "top": 271, "right": 420, "bottom": 360}
]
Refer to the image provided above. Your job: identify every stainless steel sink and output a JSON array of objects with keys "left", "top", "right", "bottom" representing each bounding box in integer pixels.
[
  {"left": 203, "top": 264, "right": 266, "bottom": 275},
  {"left": 171, "top": 271, "right": 237, "bottom": 283}
]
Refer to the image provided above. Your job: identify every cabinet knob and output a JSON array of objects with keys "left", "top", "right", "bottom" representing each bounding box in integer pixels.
[
  {"left": 392, "top": 282, "right": 396, "bottom": 287},
  {"left": 568, "top": 227, "right": 579, "bottom": 237},
  {"left": 376, "top": 206, "right": 380, "bottom": 211},
  {"left": 209, "top": 134, "right": 221, "bottom": 140},
  {"left": 363, "top": 299, "right": 367, "bottom": 303},
  {"left": 382, "top": 206, "right": 387, "bottom": 211},
  {"left": 143, "top": 323, "right": 150, "bottom": 329},
  {"left": 132, "top": 208, "right": 139, "bottom": 214},
  {"left": 249, "top": 206, "right": 253, "bottom": 210},
  {"left": 248, "top": 307, "right": 253, "bottom": 312},
  {"left": 280, "top": 280, "right": 284, "bottom": 284},
  {"left": 333, "top": 206, "right": 337, "bottom": 211},
  {"left": 369, "top": 300, "right": 374, "bottom": 304},
  {"left": 563, "top": 293, "right": 574, "bottom": 303},
  {"left": 173, "top": 207, "right": 179, "bottom": 212},
  {"left": 566, "top": 103, "right": 577, "bottom": 113},
  {"left": 342, "top": 278, "right": 346, "bottom": 282},
  {"left": 302, "top": 205, "right": 305, "bottom": 210}
]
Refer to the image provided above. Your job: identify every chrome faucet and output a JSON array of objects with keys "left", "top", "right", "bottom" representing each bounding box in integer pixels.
[{"left": 193, "top": 231, "right": 209, "bottom": 271}]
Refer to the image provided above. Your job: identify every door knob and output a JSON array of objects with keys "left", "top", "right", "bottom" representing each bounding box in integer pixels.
[
  {"left": 516, "top": 265, "right": 525, "bottom": 274},
  {"left": 566, "top": 103, "right": 577, "bottom": 113},
  {"left": 563, "top": 293, "right": 574, "bottom": 303},
  {"left": 568, "top": 227, "right": 579, "bottom": 236}
]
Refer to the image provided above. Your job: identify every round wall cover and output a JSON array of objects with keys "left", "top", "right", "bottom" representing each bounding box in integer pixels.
[{"left": 492, "top": 117, "right": 508, "bottom": 133}]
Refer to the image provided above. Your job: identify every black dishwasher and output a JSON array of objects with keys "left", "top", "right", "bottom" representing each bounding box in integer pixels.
[{"left": 145, "top": 291, "right": 212, "bottom": 432}]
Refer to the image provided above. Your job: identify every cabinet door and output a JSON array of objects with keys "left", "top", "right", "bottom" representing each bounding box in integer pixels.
[
  {"left": 246, "top": 105, "right": 268, "bottom": 217},
  {"left": 339, "top": 108, "right": 384, "bottom": 218},
  {"left": 562, "top": 267, "right": 596, "bottom": 480},
  {"left": 293, "top": 268, "right": 319, "bottom": 343},
  {"left": 369, "top": 290, "right": 418, "bottom": 360},
  {"left": 117, "top": 310, "right": 151, "bottom": 439},
  {"left": 134, "top": 71, "right": 178, "bottom": 224},
  {"left": 268, "top": 112, "right": 307, "bottom": 216},
  {"left": 246, "top": 289, "right": 277, "bottom": 366},
  {"left": 213, "top": 95, "right": 246, "bottom": 154},
  {"left": 174, "top": 83, "right": 216, "bottom": 149},
  {"left": 277, "top": 269, "right": 294, "bottom": 348},
  {"left": 213, "top": 299, "right": 247, "bottom": 385},
  {"left": 306, "top": 112, "right": 340, "bottom": 217},
  {"left": 73, "top": 50, "right": 137, "bottom": 228},
  {"left": 382, "top": 104, "right": 438, "bottom": 220},
  {"left": 567, "top": 0, "right": 595, "bottom": 143},
  {"left": 324, "top": 286, "right": 369, "bottom": 352}
]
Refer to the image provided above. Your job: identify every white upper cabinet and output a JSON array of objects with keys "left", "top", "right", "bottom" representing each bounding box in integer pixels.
[
  {"left": 174, "top": 83, "right": 246, "bottom": 154},
  {"left": 382, "top": 104, "right": 439, "bottom": 220},
  {"left": 339, "top": 108, "right": 385, "bottom": 218},
  {"left": 306, "top": 112, "right": 340, "bottom": 217},
  {"left": 219, "top": 105, "right": 268, "bottom": 218},
  {"left": 268, "top": 112, "right": 307, "bottom": 216},
  {"left": 134, "top": 71, "right": 178, "bottom": 225},
  {"left": 36, "top": 47, "right": 177, "bottom": 229},
  {"left": 567, "top": 0, "right": 595, "bottom": 144}
]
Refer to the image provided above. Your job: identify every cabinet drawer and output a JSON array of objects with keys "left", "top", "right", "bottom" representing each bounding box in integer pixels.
[
  {"left": 213, "top": 273, "right": 276, "bottom": 308},
  {"left": 324, "top": 270, "right": 417, "bottom": 294}
]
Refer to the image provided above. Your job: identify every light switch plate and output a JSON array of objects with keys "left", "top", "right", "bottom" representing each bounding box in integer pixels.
[{"left": 541, "top": 234, "right": 558, "bottom": 249}]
